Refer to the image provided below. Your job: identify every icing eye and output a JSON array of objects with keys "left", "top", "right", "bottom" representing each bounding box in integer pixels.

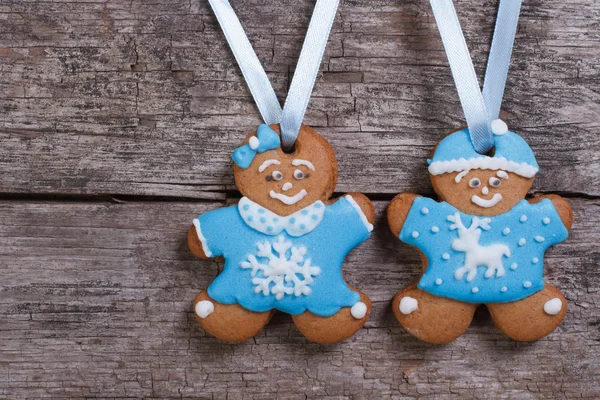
[
  {"left": 271, "top": 170, "right": 283, "bottom": 181},
  {"left": 293, "top": 169, "right": 305, "bottom": 180},
  {"left": 468, "top": 178, "right": 481, "bottom": 188},
  {"left": 489, "top": 177, "right": 501, "bottom": 187}
]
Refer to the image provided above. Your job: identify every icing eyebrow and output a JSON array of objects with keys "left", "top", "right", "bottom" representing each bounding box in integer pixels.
[
  {"left": 497, "top": 170, "right": 509, "bottom": 179},
  {"left": 292, "top": 159, "right": 315, "bottom": 171},
  {"left": 258, "top": 159, "right": 280, "bottom": 173},
  {"left": 454, "top": 170, "right": 470, "bottom": 183}
]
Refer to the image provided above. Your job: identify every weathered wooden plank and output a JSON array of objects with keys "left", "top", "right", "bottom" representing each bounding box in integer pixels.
[
  {"left": 0, "top": 0, "right": 598, "bottom": 198},
  {"left": 0, "top": 198, "right": 598, "bottom": 398}
]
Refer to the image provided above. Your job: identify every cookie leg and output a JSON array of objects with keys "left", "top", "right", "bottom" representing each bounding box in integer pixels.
[
  {"left": 193, "top": 291, "right": 274, "bottom": 342},
  {"left": 292, "top": 290, "right": 371, "bottom": 344},
  {"left": 392, "top": 282, "right": 477, "bottom": 344},
  {"left": 487, "top": 283, "right": 566, "bottom": 341}
]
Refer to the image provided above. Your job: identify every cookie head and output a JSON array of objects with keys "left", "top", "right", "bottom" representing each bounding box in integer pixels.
[
  {"left": 233, "top": 124, "right": 337, "bottom": 215},
  {"left": 428, "top": 128, "right": 538, "bottom": 216}
]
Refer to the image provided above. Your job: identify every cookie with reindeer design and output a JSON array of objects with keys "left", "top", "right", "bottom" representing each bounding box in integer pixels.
[
  {"left": 388, "top": 127, "right": 572, "bottom": 344},
  {"left": 188, "top": 124, "right": 374, "bottom": 343}
]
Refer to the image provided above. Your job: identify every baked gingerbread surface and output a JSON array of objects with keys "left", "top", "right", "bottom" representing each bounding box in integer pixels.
[{"left": 1, "top": 0, "right": 598, "bottom": 398}]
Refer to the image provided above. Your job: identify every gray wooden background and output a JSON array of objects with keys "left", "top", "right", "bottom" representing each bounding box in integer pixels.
[{"left": 1, "top": 0, "right": 599, "bottom": 398}]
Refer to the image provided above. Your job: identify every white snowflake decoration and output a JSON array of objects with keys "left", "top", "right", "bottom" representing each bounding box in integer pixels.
[{"left": 240, "top": 236, "right": 321, "bottom": 300}]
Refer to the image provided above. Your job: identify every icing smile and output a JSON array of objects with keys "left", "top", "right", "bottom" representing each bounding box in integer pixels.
[
  {"left": 270, "top": 189, "right": 308, "bottom": 205},
  {"left": 471, "top": 193, "right": 503, "bottom": 208}
]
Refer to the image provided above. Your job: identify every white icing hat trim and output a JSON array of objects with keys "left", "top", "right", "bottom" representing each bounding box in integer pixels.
[
  {"left": 193, "top": 218, "right": 213, "bottom": 257},
  {"left": 195, "top": 300, "right": 214, "bottom": 318},
  {"left": 428, "top": 156, "right": 538, "bottom": 178},
  {"left": 543, "top": 298, "right": 563, "bottom": 316},
  {"left": 344, "top": 195, "right": 374, "bottom": 232},
  {"left": 399, "top": 296, "right": 418, "bottom": 315},
  {"left": 350, "top": 301, "right": 368, "bottom": 319}
]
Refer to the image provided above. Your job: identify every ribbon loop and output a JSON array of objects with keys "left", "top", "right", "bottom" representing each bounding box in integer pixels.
[
  {"left": 483, "top": 0, "right": 523, "bottom": 121},
  {"left": 430, "top": 0, "right": 522, "bottom": 154},
  {"left": 207, "top": 0, "right": 282, "bottom": 126},
  {"left": 208, "top": 0, "right": 339, "bottom": 151},
  {"left": 280, "top": 0, "right": 340, "bottom": 150}
]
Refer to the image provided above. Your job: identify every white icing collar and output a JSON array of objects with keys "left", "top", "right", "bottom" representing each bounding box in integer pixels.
[{"left": 238, "top": 197, "right": 326, "bottom": 237}]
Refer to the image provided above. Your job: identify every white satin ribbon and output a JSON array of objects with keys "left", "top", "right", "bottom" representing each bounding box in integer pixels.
[
  {"left": 430, "top": 0, "right": 523, "bottom": 154},
  {"left": 207, "top": 0, "right": 340, "bottom": 151}
]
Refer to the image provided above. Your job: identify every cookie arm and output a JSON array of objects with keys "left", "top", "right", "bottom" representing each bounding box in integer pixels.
[
  {"left": 345, "top": 192, "right": 375, "bottom": 225},
  {"left": 387, "top": 193, "right": 421, "bottom": 237},
  {"left": 528, "top": 194, "right": 573, "bottom": 231},
  {"left": 187, "top": 225, "right": 213, "bottom": 260}
]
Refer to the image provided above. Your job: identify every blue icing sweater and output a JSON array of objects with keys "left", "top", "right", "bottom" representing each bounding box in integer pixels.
[
  {"left": 400, "top": 197, "right": 568, "bottom": 303},
  {"left": 196, "top": 197, "right": 371, "bottom": 316}
]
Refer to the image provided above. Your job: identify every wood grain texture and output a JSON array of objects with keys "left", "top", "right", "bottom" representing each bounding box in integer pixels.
[
  {"left": 1, "top": 199, "right": 599, "bottom": 399},
  {"left": 0, "top": 0, "right": 598, "bottom": 197},
  {"left": 0, "top": 0, "right": 599, "bottom": 398}
]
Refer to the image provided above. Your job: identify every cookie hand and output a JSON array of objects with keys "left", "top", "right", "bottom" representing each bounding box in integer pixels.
[
  {"left": 345, "top": 192, "right": 375, "bottom": 225},
  {"left": 187, "top": 225, "right": 213, "bottom": 260},
  {"left": 529, "top": 194, "right": 573, "bottom": 231},
  {"left": 387, "top": 193, "right": 421, "bottom": 237}
]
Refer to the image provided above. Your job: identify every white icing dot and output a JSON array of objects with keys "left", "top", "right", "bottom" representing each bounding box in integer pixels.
[
  {"left": 435, "top": 278, "right": 443, "bottom": 285},
  {"left": 442, "top": 253, "right": 450, "bottom": 260},
  {"left": 544, "top": 298, "right": 563, "bottom": 315},
  {"left": 532, "top": 257, "right": 539, "bottom": 264},
  {"left": 501, "top": 286, "right": 508, "bottom": 293},
  {"left": 520, "top": 215, "right": 528, "bottom": 222},
  {"left": 421, "top": 207, "right": 429, "bottom": 215},
  {"left": 518, "top": 238, "right": 526, "bottom": 246},
  {"left": 543, "top": 217, "right": 551, "bottom": 225},
  {"left": 510, "top": 263, "right": 518, "bottom": 270},
  {"left": 535, "top": 236, "right": 545, "bottom": 243},
  {"left": 491, "top": 119, "right": 508, "bottom": 135},
  {"left": 472, "top": 287, "right": 479, "bottom": 293},
  {"left": 399, "top": 296, "right": 418, "bottom": 315},
  {"left": 350, "top": 302, "right": 368, "bottom": 319},
  {"left": 195, "top": 300, "right": 215, "bottom": 319},
  {"left": 503, "top": 227, "right": 511, "bottom": 235},
  {"left": 523, "top": 281, "right": 532, "bottom": 288},
  {"left": 431, "top": 226, "right": 440, "bottom": 233},
  {"left": 248, "top": 136, "right": 260, "bottom": 150},
  {"left": 412, "top": 231, "right": 420, "bottom": 239}
]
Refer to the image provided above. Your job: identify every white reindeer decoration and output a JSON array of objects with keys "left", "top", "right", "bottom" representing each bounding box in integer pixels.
[{"left": 447, "top": 212, "right": 511, "bottom": 282}]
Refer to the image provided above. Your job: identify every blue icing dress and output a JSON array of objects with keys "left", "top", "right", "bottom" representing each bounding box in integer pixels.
[
  {"left": 400, "top": 197, "right": 568, "bottom": 303},
  {"left": 196, "top": 196, "right": 372, "bottom": 316}
]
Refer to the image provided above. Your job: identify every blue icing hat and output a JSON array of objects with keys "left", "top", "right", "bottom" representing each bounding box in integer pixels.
[{"left": 428, "top": 128, "right": 539, "bottom": 178}]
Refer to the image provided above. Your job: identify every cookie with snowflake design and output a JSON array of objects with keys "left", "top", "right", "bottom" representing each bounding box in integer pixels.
[
  {"left": 188, "top": 124, "right": 375, "bottom": 343},
  {"left": 387, "top": 128, "right": 573, "bottom": 344}
]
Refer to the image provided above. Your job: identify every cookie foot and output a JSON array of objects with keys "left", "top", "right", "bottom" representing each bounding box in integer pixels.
[
  {"left": 193, "top": 291, "right": 274, "bottom": 342},
  {"left": 543, "top": 297, "right": 562, "bottom": 315},
  {"left": 392, "top": 282, "right": 477, "bottom": 344},
  {"left": 487, "top": 283, "right": 566, "bottom": 341},
  {"left": 293, "top": 290, "right": 371, "bottom": 344},
  {"left": 350, "top": 301, "right": 368, "bottom": 319},
  {"left": 399, "top": 296, "right": 418, "bottom": 315}
]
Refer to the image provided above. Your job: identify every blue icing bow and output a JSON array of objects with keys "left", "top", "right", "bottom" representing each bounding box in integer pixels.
[
  {"left": 232, "top": 124, "right": 281, "bottom": 169},
  {"left": 427, "top": 128, "right": 539, "bottom": 178}
]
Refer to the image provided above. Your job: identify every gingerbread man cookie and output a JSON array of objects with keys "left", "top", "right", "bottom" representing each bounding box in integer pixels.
[
  {"left": 188, "top": 124, "right": 374, "bottom": 343},
  {"left": 388, "top": 127, "right": 572, "bottom": 344}
]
